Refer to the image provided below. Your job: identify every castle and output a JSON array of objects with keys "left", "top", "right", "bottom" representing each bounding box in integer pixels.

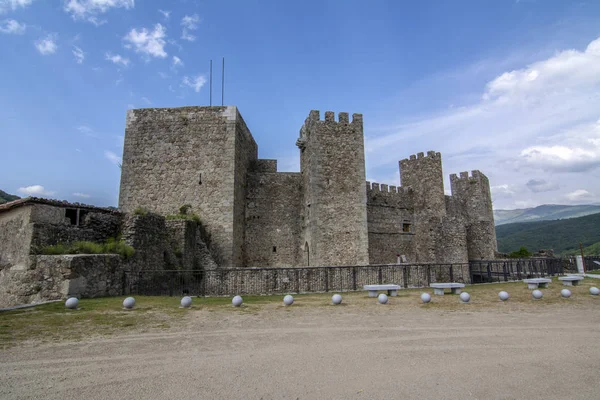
[{"left": 119, "top": 106, "right": 497, "bottom": 268}]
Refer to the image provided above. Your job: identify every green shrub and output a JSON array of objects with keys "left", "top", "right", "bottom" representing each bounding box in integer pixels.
[
  {"left": 179, "top": 204, "right": 192, "bottom": 215},
  {"left": 166, "top": 213, "right": 201, "bottom": 224},
  {"left": 133, "top": 207, "right": 148, "bottom": 216},
  {"left": 38, "top": 239, "right": 135, "bottom": 259},
  {"left": 40, "top": 243, "right": 69, "bottom": 255},
  {"left": 508, "top": 246, "right": 532, "bottom": 259}
]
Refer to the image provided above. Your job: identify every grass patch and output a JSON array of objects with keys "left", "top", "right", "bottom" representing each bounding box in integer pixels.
[
  {"left": 2, "top": 278, "right": 599, "bottom": 348},
  {"left": 165, "top": 213, "right": 201, "bottom": 224},
  {"left": 39, "top": 238, "right": 135, "bottom": 259}
]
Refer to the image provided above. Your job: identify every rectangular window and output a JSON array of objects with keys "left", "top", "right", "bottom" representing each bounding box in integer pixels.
[
  {"left": 402, "top": 223, "right": 411, "bottom": 233},
  {"left": 272, "top": 246, "right": 277, "bottom": 253}
]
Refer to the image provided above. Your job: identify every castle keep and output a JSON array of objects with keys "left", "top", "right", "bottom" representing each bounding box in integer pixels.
[{"left": 119, "top": 106, "right": 497, "bottom": 268}]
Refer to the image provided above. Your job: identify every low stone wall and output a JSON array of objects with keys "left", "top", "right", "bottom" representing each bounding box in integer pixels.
[{"left": 0, "top": 254, "right": 125, "bottom": 307}]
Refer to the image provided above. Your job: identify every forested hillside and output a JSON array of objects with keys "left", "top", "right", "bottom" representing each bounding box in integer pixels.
[
  {"left": 496, "top": 212, "right": 600, "bottom": 255},
  {"left": 0, "top": 190, "right": 20, "bottom": 204}
]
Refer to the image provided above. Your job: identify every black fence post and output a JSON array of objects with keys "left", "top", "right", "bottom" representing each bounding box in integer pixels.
[{"left": 352, "top": 266, "right": 357, "bottom": 291}]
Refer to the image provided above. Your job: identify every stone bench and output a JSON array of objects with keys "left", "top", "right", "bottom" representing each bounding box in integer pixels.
[
  {"left": 363, "top": 284, "right": 401, "bottom": 297},
  {"left": 430, "top": 283, "right": 465, "bottom": 295},
  {"left": 523, "top": 278, "right": 551, "bottom": 289},
  {"left": 558, "top": 276, "right": 585, "bottom": 286}
]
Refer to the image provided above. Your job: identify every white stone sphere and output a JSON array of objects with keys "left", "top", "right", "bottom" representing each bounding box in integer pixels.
[
  {"left": 561, "top": 289, "right": 572, "bottom": 298},
  {"left": 65, "top": 297, "right": 79, "bottom": 309},
  {"left": 460, "top": 292, "right": 470, "bottom": 303},
  {"left": 499, "top": 291, "right": 510, "bottom": 301},
  {"left": 378, "top": 293, "right": 388, "bottom": 304},
  {"left": 180, "top": 296, "right": 192, "bottom": 308},
  {"left": 123, "top": 296, "right": 136, "bottom": 309},
  {"left": 232, "top": 295, "right": 243, "bottom": 307},
  {"left": 420, "top": 293, "right": 431, "bottom": 303},
  {"left": 331, "top": 294, "right": 342, "bottom": 305},
  {"left": 283, "top": 295, "right": 294, "bottom": 306},
  {"left": 532, "top": 290, "right": 543, "bottom": 300},
  {"left": 590, "top": 287, "right": 600, "bottom": 296}
]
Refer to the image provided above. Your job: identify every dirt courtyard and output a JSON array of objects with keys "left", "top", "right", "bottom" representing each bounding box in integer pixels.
[{"left": 1, "top": 287, "right": 600, "bottom": 399}]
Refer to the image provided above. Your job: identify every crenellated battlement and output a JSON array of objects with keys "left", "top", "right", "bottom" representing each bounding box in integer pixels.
[
  {"left": 400, "top": 150, "right": 441, "bottom": 163},
  {"left": 449, "top": 170, "right": 487, "bottom": 184},
  {"left": 305, "top": 110, "right": 363, "bottom": 126},
  {"left": 366, "top": 181, "right": 413, "bottom": 196}
]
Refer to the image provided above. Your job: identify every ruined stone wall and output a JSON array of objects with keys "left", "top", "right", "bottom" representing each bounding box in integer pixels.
[
  {"left": 298, "top": 110, "right": 369, "bottom": 266},
  {"left": 119, "top": 106, "right": 256, "bottom": 268},
  {"left": 245, "top": 172, "right": 303, "bottom": 267},
  {"left": 165, "top": 219, "right": 198, "bottom": 270},
  {"left": 450, "top": 170, "right": 497, "bottom": 260},
  {"left": 366, "top": 182, "right": 416, "bottom": 264},
  {"left": 30, "top": 209, "right": 121, "bottom": 253},
  {"left": 0, "top": 254, "right": 124, "bottom": 307},
  {"left": 120, "top": 213, "right": 167, "bottom": 273},
  {"left": 0, "top": 206, "right": 33, "bottom": 271}
]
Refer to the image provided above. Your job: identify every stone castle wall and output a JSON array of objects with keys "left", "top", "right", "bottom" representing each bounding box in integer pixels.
[
  {"left": 366, "top": 182, "right": 416, "bottom": 264},
  {"left": 119, "top": 106, "right": 257, "bottom": 268},
  {"left": 298, "top": 111, "right": 370, "bottom": 266},
  {"left": 245, "top": 172, "right": 303, "bottom": 267}
]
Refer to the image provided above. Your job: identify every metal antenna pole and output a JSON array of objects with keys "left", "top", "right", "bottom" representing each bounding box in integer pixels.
[
  {"left": 209, "top": 60, "right": 212, "bottom": 106},
  {"left": 221, "top": 57, "right": 225, "bottom": 106}
]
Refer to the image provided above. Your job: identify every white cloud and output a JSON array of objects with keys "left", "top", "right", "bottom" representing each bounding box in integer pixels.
[
  {"left": 141, "top": 96, "right": 151, "bottom": 104},
  {"left": 565, "top": 189, "right": 594, "bottom": 203},
  {"left": 72, "top": 45, "right": 85, "bottom": 64},
  {"left": 525, "top": 179, "right": 559, "bottom": 193},
  {"left": 0, "top": 0, "right": 32, "bottom": 14},
  {"left": 365, "top": 36, "right": 600, "bottom": 209},
  {"left": 73, "top": 192, "right": 91, "bottom": 198},
  {"left": 34, "top": 33, "right": 58, "bottom": 55},
  {"left": 77, "top": 125, "right": 97, "bottom": 137},
  {"left": 182, "top": 75, "right": 206, "bottom": 92},
  {"left": 158, "top": 9, "right": 170, "bottom": 19},
  {"left": 172, "top": 55, "right": 183, "bottom": 68},
  {"left": 104, "top": 150, "right": 121, "bottom": 165},
  {"left": 181, "top": 14, "right": 199, "bottom": 41},
  {"left": 0, "top": 19, "right": 25, "bottom": 34},
  {"left": 63, "top": 0, "right": 134, "bottom": 25},
  {"left": 105, "top": 52, "right": 129, "bottom": 66},
  {"left": 124, "top": 23, "right": 167, "bottom": 59},
  {"left": 17, "top": 185, "right": 55, "bottom": 197},
  {"left": 491, "top": 184, "right": 515, "bottom": 195}
]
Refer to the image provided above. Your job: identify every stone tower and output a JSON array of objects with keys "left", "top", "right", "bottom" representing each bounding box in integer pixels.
[
  {"left": 450, "top": 171, "right": 497, "bottom": 260},
  {"left": 399, "top": 151, "right": 446, "bottom": 262},
  {"left": 399, "top": 151, "right": 445, "bottom": 217},
  {"left": 118, "top": 106, "right": 257, "bottom": 268},
  {"left": 296, "top": 111, "right": 369, "bottom": 266}
]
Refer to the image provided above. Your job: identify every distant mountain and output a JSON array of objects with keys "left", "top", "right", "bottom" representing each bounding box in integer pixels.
[
  {"left": 494, "top": 204, "right": 600, "bottom": 226},
  {"left": 0, "top": 190, "right": 20, "bottom": 204},
  {"left": 496, "top": 212, "right": 600, "bottom": 255}
]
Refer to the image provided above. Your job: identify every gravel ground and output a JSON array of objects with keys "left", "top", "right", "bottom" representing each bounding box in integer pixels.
[{"left": 1, "top": 299, "right": 600, "bottom": 400}]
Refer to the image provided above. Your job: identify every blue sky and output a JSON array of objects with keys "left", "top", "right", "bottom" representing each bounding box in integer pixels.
[{"left": 1, "top": 0, "right": 600, "bottom": 210}]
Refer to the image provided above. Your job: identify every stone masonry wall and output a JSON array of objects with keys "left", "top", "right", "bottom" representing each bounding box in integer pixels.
[
  {"left": 450, "top": 170, "right": 497, "bottom": 259},
  {"left": 232, "top": 110, "right": 258, "bottom": 267},
  {"left": 120, "top": 213, "right": 167, "bottom": 273},
  {"left": 298, "top": 111, "right": 369, "bottom": 266},
  {"left": 366, "top": 182, "right": 416, "bottom": 264},
  {"left": 245, "top": 172, "right": 303, "bottom": 267},
  {"left": 0, "top": 255, "right": 124, "bottom": 307},
  {"left": 0, "top": 206, "right": 33, "bottom": 271},
  {"left": 399, "top": 151, "right": 446, "bottom": 217},
  {"left": 119, "top": 106, "right": 254, "bottom": 268}
]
